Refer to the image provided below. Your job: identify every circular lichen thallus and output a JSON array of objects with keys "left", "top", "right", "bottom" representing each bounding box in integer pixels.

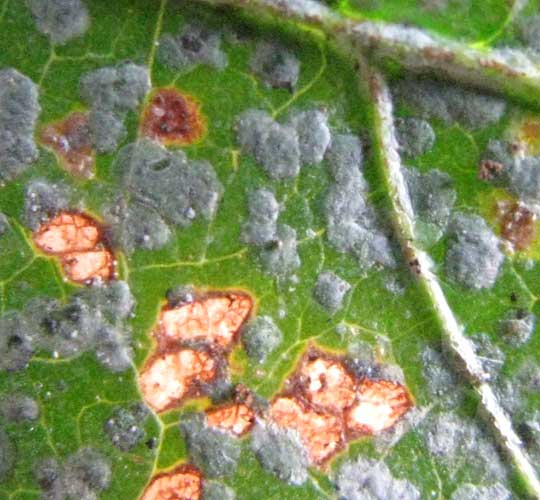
[
  {"left": 32, "top": 211, "right": 116, "bottom": 284},
  {"left": 140, "top": 87, "right": 206, "bottom": 147}
]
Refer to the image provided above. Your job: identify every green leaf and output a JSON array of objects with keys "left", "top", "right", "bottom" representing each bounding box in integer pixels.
[{"left": 1, "top": 0, "right": 540, "bottom": 499}]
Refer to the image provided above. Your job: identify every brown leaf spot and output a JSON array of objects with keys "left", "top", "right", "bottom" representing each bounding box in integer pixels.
[
  {"left": 140, "top": 88, "right": 206, "bottom": 146},
  {"left": 478, "top": 159, "right": 504, "bottom": 181},
  {"left": 140, "top": 465, "right": 202, "bottom": 500},
  {"left": 156, "top": 292, "right": 253, "bottom": 349},
  {"left": 40, "top": 112, "right": 94, "bottom": 179},
  {"left": 139, "top": 348, "right": 218, "bottom": 412},
  {"left": 498, "top": 201, "right": 536, "bottom": 251},
  {"left": 345, "top": 378, "right": 412, "bottom": 437},
  {"left": 269, "top": 396, "right": 345, "bottom": 465},
  {"left": 206, "top": 402, "right": 255, "bottom": 436}
]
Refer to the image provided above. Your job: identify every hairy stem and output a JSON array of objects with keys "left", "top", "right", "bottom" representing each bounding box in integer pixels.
[{"left": 364, "top": 64, "right": 540, "bottom": 499}]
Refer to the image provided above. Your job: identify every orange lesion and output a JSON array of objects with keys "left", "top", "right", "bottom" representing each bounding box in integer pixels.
[
  {"left": 206, "top": 402, "right": 255, "bottom": 437},
  {"left": 269, "top": 395, "right": 345, "bottom": 465},
  {"left": 40, "top": 111, "right": 95, "bottom": 179},
  {"left": 345, "top": 378, "right": 413, "bottom": 437},
  {"left": 32, "top": 211, "right": 115, "bottom": 284},
  {"left": 139, "top": 348, "right": 219, "bottom": 413},
  {"left": 140, "top": 88, "right": 206, "bottom": 146},
  {"left": 33, "top": 212, "right": 100, "bottom": 254},
  {"left": 140, "top": 465, "right": 202, "bottom": 500},
  {"left": 156, "top": 292, "right": 253, "bottom": 350},
  {"left": 267, "top": 345, "right": 413, "bottom": 467},
  {"left": 293, "top": 351, "right": 357, "bottom": 412}
]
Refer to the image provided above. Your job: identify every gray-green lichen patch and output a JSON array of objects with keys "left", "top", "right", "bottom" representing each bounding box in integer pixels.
[
  {"left": 445, "top": 213, "right": 504, "bottom": 290},
  {"left": 420, "top": 346, "right": 463, "bottom": 407},
  {"left": 115, "top": 139, "right": 223, "bottom": 228},
  {"left": 22, "top": 179, "right": 72, "bottom": 230},
  {"left": 202, "top": 480, "right": 236, "bottom": 500},
  {"left": 0, "top": 69, "right": 40, "bottom": 182},
  {"left": 395, "top": 117, "right": 435, "bottom": 158},
  {"left": 27, "top": 0, "right": 89, "bottom": 45},
  {"left": 517, "top": 14, "right": 540, "bottom": 52},
  {"left": 313, "top": 270, "right": 351, "bottom": 314},
  {"left": 241, "top": 315, "right": 283, "bottom": 363},
  {"left": 236, "top": 110, "right": 300, "bottom": 180},
  {"left": 105, "top": 138, "right": 223, "bottom": 254},
  {"left": 180, "top": 412, "right": 241, "bottom": 478},
  {"left": 34, "top": 448, "right": 111, "bottom": 499},
  {"left": 423, "top": 412, "right": 508, "bottom": 481},
  {"left": 158, "top": 22, "right": 228, "bottom": 74},
  {"left": 404, "top": 166, "right": 456, "bottom": 246},
  {"left": 241, "top": 188, "right": 281, "bottom": 246},
  {"left": 251, "top": 421, "right": 309, "bottom": 486},
  {"left": 104, "top": 403, "right": 149, "bottom": 452},
  {"left": 470, "top": 332, "right": 505, "bottom": 378},
  {"left": 0, "top": 428, "right": 14, "bottom": 481},
  {"left": 0, "top": 213, "right": 9, "bottom": 236},
  {"left": 258, "top": 224, "right": 301, "bottom": 277},
  {"left": 394, "top": 78, "right": 506, "bottom": 129},
  {"left": 498, "top": 309, "right": 535, "bottom": 346},
  {"left": 0, "top": 281, "right": 135, "bottom": 372},
  {"left": 450, "top": 482, "right": 510, "bottom": 500},
  {"left": 103, "top": 198, "right": 172, "bottom": 254},
  {"left": 324, "top": 134, "right": 395, "bottom": 270},
  {"left": 334, "top": 456, "right": 420, "bottom": 500},
  {"left": 286, "top": 108, "right": 331, "bottom": 164},
  {"left": 0, "top": 393, "right": 39, "bottom": 422},
  {"left": 250, "top": 42, "right": 300, "bottom": 91},
  {"left": 80, "top": 63, "right": 150, "bottom": 153}
]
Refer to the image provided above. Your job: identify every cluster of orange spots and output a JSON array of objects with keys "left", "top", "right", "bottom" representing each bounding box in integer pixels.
[
  {"left": 40, "top": 112, "right": 95, "bottom": 179},
  {"left": 268, "top": 347, "right": 413, "bottom": 466},
  {"left": 139, "top": 290, "right": 253, "bottom": 413},
  {"left": 140, "top": 88, "right": 206, "bottom": 146},
  {"left": 495, "top": 200, "right": 537, "bottom": 252},
  {"left": 33, "top": 212, "right": 115, "bottom": 284},
  {"left": 156, "top": 293, "right": 253, "bottom": 350},
  {"left": 141, "top": 465, "right": 202, "bottom": 500}
]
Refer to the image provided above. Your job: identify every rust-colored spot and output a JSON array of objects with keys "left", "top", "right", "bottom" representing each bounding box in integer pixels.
[
  {"left": 140, "top": 88, "right": 206, "bottom": 146},
  {"left": 497, "top": 201, "right": 536, "bottom": 251},
  {"left": 139, "top": 348, "right": 218, "bottom": 413},
  {"left": 33, "top": 211, "right": 115, "bottom": 285},
  {"left": 345, "top": 378, "right": 412, "bottom": 437},
  {"left": 206, "top": 402, "right": 255, "bottom": 436},
  {"left": 33, "top": 212, "right": 100, "bottom": 254},
  {"left": 293, "top": 350, "right": 356, "bottom": 412},
  {"left": 421, "top": 46, "right": 455, "bottom": 63},
  {"left": 60, "top": 248, "right": 115, "bottom": 284},
  {"left": 40, "top": 112, "right": 94, "bottom": 179},
  {"left": 141, "top": 465, "right": 202, "bottom": 500},
  {"left": 155, "top": 292, "right": 253, "bottom": 350},
  {"left": 270, "top": 396, "right": 345, "bottom": 465},
  {"left": 478, "top": 159, "right": 504, "bottom": 181}
]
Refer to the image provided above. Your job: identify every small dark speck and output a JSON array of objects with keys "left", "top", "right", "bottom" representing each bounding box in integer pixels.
[
  {"left": 146, "top": 437, "right": 157, "bottom": 450},
  {"left": 510, "top": 292, "right": 518, "bottom": 303}
]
